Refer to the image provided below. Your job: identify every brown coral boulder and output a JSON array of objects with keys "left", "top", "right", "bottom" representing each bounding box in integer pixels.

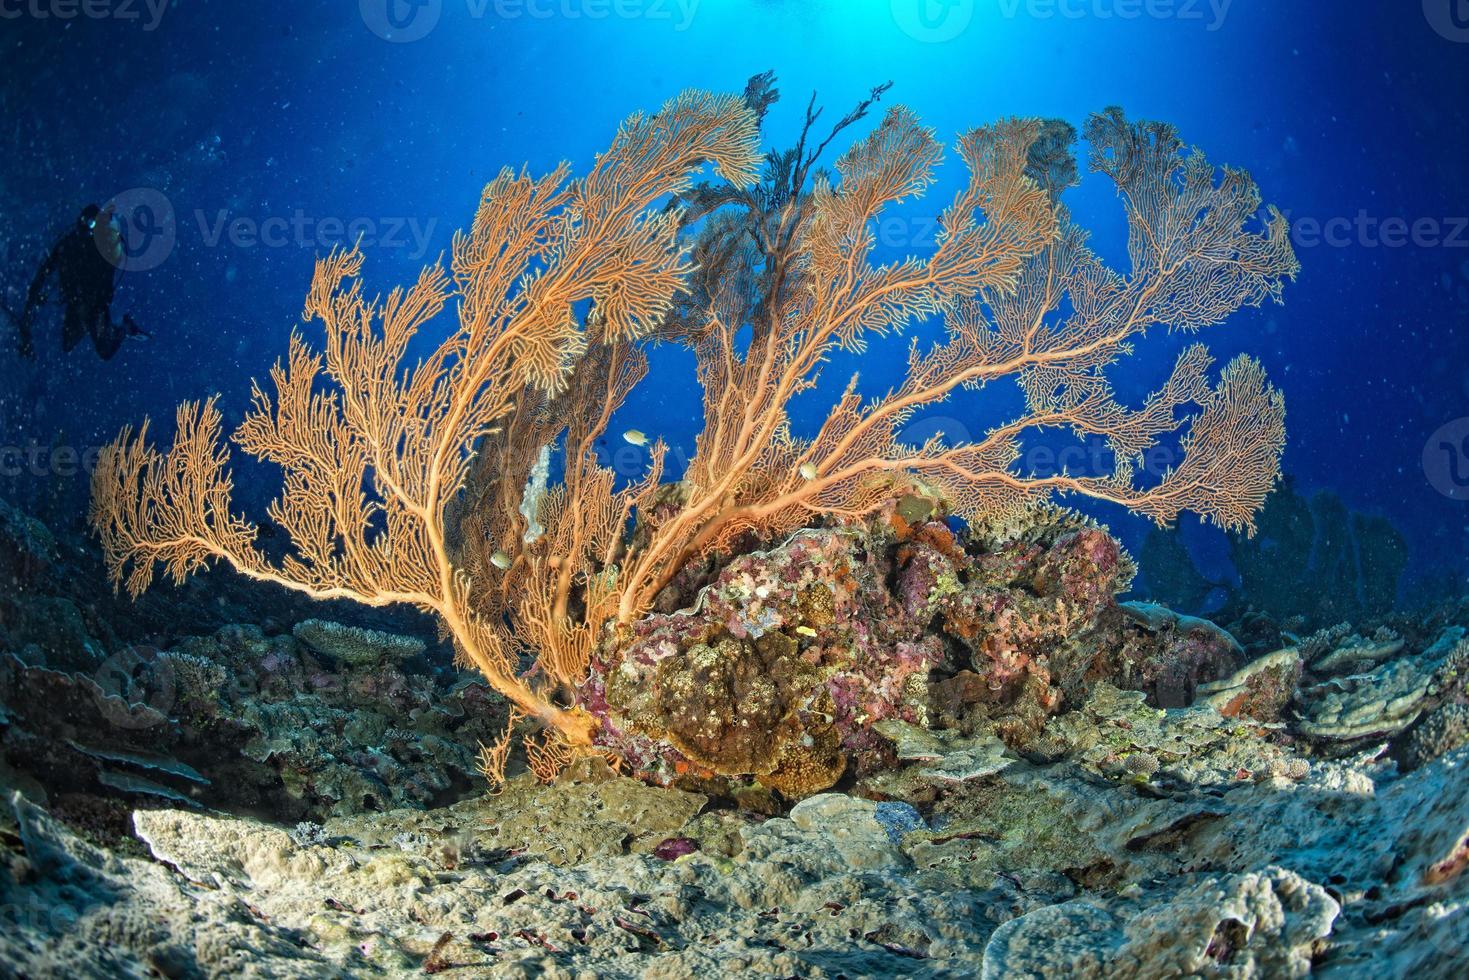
[
  {"left": 585, "top": 529, "right": 935, "bottom": 799},
  {"left": 928, "top": 518, "right": 1135, "bottom": 737},
  {"left": 648, "top": 632, "right": 823, "bottom": 777}
]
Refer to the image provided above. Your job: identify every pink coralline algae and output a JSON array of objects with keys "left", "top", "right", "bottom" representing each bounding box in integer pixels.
[{"left": 652, "top": 837, "right": 699, "bottom": 861}]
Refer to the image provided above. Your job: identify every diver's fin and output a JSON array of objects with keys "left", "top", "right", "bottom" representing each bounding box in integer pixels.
[{"left": 124, "top": 314, "right": 152, "bottom": 341}]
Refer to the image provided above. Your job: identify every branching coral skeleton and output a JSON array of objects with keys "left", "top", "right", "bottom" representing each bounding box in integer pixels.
[{"left": 91, "top": 82, "right": 1297, "bottom": 783}]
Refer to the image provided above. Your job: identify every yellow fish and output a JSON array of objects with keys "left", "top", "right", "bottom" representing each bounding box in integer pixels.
[
  {"left": 798, "top": 462, "right": 818, "bottom": 481},
  {"left": 490, "top": 551, "right": 512, "bottom": 570},
  {"left": 795, "top": 625, "right": 818, "bottom": 638},
  {"left": 623, "top": 429, "right": 649, "bottom": 447}
]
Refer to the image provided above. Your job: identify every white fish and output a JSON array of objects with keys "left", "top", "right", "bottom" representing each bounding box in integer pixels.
[
  {"left": 798, "top": 462, "right": 818, "bottom": 481},
  {"left": 623, "top": 429, "right": 649, "bottom": 447},
  {"left": 490, "top": 551, "right": 512, "bottom": 570}
]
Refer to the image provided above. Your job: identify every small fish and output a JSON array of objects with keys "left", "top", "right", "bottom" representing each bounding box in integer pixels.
[
  {"left": 795, "top": 625, "right": 818, "bottom": 638},
  {"left": 490, "top": 551, "right": 512, "bottom": 570},
  {"left": 622, "top": 429, "right": 649, "bottom": 447},
  {"left": 798, "top": 462, "right": 818, "bottom": 481}
]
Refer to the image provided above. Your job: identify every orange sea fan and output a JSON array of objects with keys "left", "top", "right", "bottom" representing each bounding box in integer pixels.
[
  {"left": 93, "top": 85, "right": 1296, "bottom": 776},
  {"left": 91, "top": 90, "right": 763, "bottom": 749}
]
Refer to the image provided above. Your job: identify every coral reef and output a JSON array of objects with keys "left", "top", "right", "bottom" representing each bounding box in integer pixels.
[
  {"left": 1296, "top": 626, "right": 1466, "bottom": 750},
  {"left": 23, "top": 77, "right": 1469, "bottom": 977},
  {"left": 981, "top": 870, "right": 1338, "bottom": 979},
  {"left": 3, "top": 721, "right": 1464, "bottom": 976},
  {"left": 0, "top": 621, "right": 508, "bottom": 820},
  {"left": 293, "top": 618, "right": 427, "bottom": 668},
  {"left": 89, "top": 82, "right": 1296, "bottom": 780},
  {"left": 1197, "top": 646, "right": 1303, "bottom": 722}
]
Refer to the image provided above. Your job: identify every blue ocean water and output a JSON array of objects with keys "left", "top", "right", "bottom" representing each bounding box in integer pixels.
[{"left": 1, "top": 0, "right": 1466, "bottom": 601}]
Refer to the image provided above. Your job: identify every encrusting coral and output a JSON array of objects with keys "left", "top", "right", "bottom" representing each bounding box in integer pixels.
[{"left": 89, "top": 79, "right": 1298, "bottom": 785}]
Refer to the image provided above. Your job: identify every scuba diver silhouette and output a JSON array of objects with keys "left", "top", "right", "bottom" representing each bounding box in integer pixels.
[{"left": 12, "top": 204, "right": 150, "bottom": 361}]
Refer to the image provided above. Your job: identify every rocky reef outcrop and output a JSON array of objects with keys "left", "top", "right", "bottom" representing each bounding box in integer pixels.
[{"left": 584, "top": 500, "right": 1245, "bottom": 802}]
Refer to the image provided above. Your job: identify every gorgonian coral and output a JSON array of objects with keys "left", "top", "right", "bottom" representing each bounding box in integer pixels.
[
  {"left": 92, "top": 81, "right": 1297, "bottom": 781},
  {"left": 90, "top": 90, "right": 762, "bottom": 751}
]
